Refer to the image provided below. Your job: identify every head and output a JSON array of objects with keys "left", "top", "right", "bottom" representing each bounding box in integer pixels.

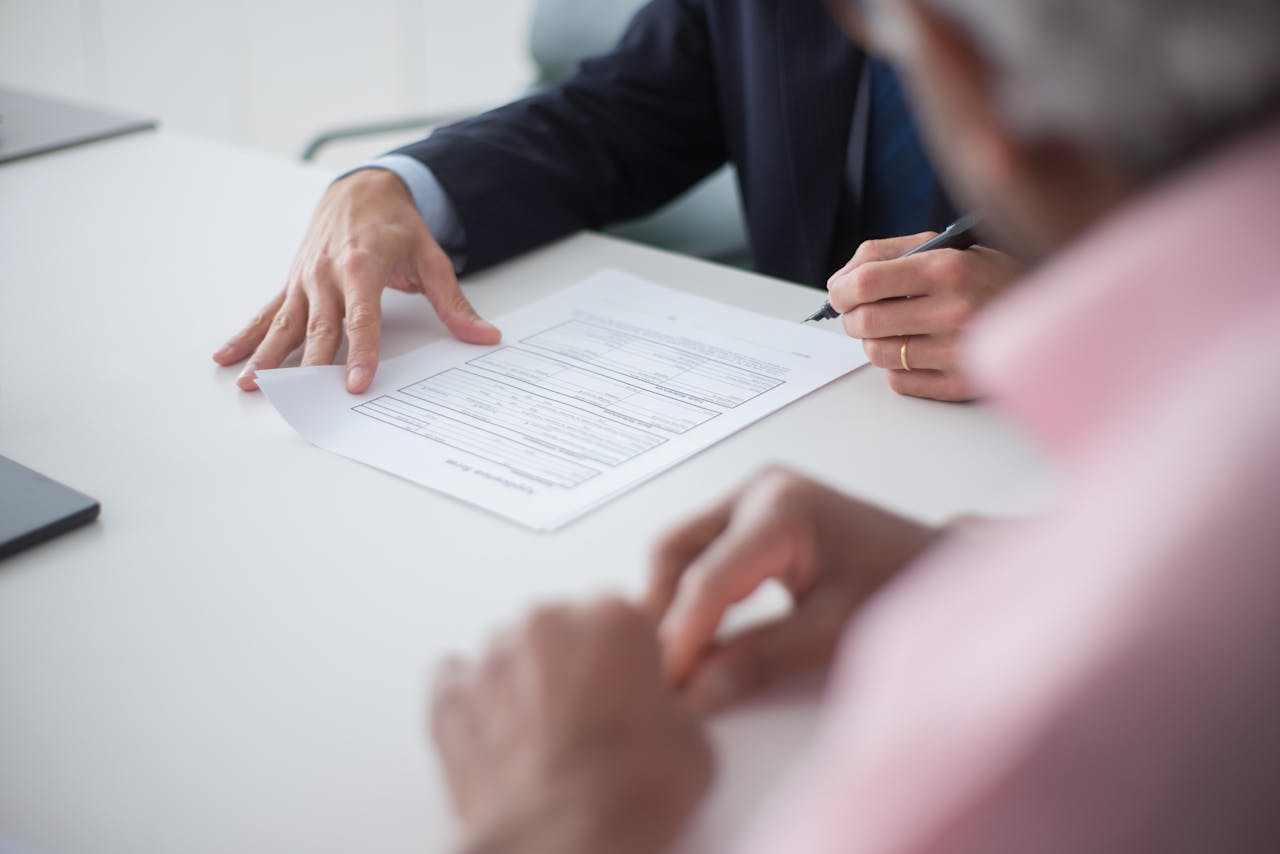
[{"left": 832, "top": 0, "right": 1280, "bottom": 260}]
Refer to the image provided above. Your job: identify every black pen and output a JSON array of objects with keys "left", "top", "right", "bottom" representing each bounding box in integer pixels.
[{"left": 802, "top": 212, "right": 984, "bottom": 322}]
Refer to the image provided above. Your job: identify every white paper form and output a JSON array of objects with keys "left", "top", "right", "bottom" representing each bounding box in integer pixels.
[{"left": 256, "top": 270, "right": 867, "bottom": 530}]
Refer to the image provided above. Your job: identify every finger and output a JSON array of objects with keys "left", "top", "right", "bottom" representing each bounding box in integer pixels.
[
  {"left": 299, "top": 281, "right": 344, "bottom": 367},
  {"left": 416, "top": 245, "right": 502, "bottom": 345},
  {"left": 658, "top": 515, "right": 800, "bottom": 685},
  {"left": 683, "top": 603, "right": 846, "bottom": 714},
  {"left": 887, "top": 368, "right": 978, "bottom": 403},
  {"left": 214, "top": 290, "right": 286, "bottom": 366},
  {"left": 645, "top": 498, "right": 735, "bottom": 620},
  {"left": 829, "top": 258, "right": 925, "bottom": 312},
  {"left": 830, "top": 232, "right": 937, "bottom": 279},
  {"left": 831, "top": 244, "right": 982, "bottom": 313},
  {"left": 237, "top": 294, "right": 308, "bottom": 390},
  {"left": 342, "top": 292, "right": 383, "bottom": 394},
  {"left": 862, "top": 334, "right": 960, "bottom": 373},
  {"left": 840, "top": 294, "right": 961, "bottom": 340}
]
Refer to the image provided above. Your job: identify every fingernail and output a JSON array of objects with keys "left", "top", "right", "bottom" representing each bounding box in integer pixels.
[
  {"left": 347, "top": 366, "right": 369, "bottom": 391},
  {"left": 237, "top": 364, "right": 259, "bottom": 390},
  {"left": 213, "top": 344, "right": 234, "bottom": 362}
]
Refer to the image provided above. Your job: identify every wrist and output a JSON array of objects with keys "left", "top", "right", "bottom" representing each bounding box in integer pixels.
[{"left": 332, "top": 166, "right": 414, "bottom": 204}]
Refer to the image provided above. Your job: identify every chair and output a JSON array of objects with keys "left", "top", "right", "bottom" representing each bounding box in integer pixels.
[{"left": 302, "top": 0, "right": 749, "bottom": 267}]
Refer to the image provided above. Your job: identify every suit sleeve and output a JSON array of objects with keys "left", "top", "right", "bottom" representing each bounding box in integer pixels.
[{"left": 392, "top": 0, "right": 726, "bottom": 274}]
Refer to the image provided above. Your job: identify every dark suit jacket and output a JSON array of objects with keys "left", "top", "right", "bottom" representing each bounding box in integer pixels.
[{"left": 395, "top": 0, "right": 952, "bottom": 287}]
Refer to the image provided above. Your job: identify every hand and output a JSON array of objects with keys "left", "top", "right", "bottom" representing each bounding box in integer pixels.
[
  {"left": 431, "top": 599, "right": 713, "bottom": 854},
  {"left": 212, "top": 169, "right": 501, "bottom": 394},
  {"left": 647, "top": 468, "right": 939, "bottom": 713},
  {"left": 827, "top": 234, "right": 1021, "bottom": 402}
]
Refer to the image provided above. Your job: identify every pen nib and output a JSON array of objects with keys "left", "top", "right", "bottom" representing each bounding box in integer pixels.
[{"left": 802, "top": 305, "right": 835, "bottom": 323}]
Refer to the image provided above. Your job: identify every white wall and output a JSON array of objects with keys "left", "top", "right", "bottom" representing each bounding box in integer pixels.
[{"left": 0, "top": 0, "right": 535, "bottom": 166}]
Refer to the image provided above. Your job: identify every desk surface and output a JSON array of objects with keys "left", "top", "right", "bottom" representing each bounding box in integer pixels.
[{"left": 0, "top": 132, "right": 1054, "bottom": 853}]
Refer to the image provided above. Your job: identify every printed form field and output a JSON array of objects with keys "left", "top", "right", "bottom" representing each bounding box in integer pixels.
[{"left": 351, "top": 320, "right": 786, "bottom": 490}]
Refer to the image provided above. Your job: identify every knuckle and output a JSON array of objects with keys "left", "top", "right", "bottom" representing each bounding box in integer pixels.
[
  {"left": 888, "top": 370, "right": 912, "bottom": 394},
  {"left": 306, "top": 315, "right": 338, "bottom": 340},
  {"left": 345, "top": 302, "right": 380, "bottom": 333},
  {"left": 853, "top": 238, "right": 886, "bottom": 264},
  {"left": 848, "top": 267, "right": 878, "bottom": 304},
  {"left": 305, "top": 253, "right": 334, "bottom": 282},
  {"left": 848, "top": 305, "right": 877, "bottom": 338},
  {"left": 863, "top": 338, "right": 889, "bottom": 366},
  {"left": 336, "top": 245, "right": 380, "bottom": 275},
  {"left": 270, "top": 310, "right": 295, "bottom": 332}
]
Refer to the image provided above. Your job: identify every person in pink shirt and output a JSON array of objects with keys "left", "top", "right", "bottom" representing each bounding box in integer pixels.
[{"left": 427, "top": 0, "right": 1280, "bottom": 852}]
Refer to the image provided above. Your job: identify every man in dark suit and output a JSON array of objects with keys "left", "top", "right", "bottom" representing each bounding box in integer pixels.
[{"left": 214, "top": 0, "right": 1018, "bottom": 402}]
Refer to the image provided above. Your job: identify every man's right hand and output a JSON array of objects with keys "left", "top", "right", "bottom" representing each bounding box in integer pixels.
[{"left": 212, "top": 168, "right": 501, "bottom": 394}]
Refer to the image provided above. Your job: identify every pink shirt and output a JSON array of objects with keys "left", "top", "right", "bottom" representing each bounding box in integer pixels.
[{"left": 746, "top": 119, "right": 1280, "bottom": 853}]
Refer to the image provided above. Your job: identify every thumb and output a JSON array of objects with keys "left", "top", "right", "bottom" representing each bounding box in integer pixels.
[
  {"left": 683, "top": 602, "right": 848, "bottom": 714},
  {"left": 417, "top": 246, "right": 502, "bottom": 345}
]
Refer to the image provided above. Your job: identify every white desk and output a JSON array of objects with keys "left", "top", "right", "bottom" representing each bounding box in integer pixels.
[{"left": 0, "top": 132, "right": 1054, "bottom": 853}]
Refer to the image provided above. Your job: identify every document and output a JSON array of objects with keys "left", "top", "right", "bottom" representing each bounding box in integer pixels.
[{"left": 256, "top": 270, "right": 867, "bottom": 530}]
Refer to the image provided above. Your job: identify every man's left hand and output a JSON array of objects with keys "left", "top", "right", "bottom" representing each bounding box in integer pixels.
[
  {"left": 431, "top": 599, "right": 713, "bottom": 854},
  {"left": 828, "top": 234, "right": 1021, "bottom": 402}
]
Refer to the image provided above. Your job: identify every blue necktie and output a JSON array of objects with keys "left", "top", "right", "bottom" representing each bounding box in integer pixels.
[{"left": 860, "top": 58, "right": 937, "bottom": 241}]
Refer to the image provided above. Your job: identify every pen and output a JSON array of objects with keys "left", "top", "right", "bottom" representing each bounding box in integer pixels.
[{"left": 802, "top": 212, "right": 984, "bottom": 323}]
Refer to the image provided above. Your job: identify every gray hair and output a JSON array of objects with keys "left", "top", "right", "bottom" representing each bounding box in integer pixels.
[{"left": 874, "top": 0, "right": 1280, "bottom": 176}]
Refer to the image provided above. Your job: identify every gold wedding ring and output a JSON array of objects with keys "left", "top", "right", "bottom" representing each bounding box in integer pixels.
[{"left": 900, "top": 337, "right": 913, "bottom": 372}]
